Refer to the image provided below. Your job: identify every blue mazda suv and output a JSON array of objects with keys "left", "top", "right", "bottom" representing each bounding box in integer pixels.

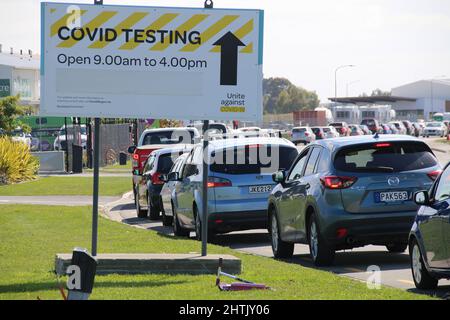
[{"left": 268, "top": 134, "right": 441, "bottom": 266}]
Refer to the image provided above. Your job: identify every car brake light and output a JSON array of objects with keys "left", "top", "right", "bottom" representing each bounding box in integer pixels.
[
  {"left": 207, "top": 176, "right": 232, "bottom": 188},
  {"left": 320, "top": 176, "right": 357, "bottom": 189},
  {"left": 151, "top": 172, "right": 165, "bottom": 185},
  {"left": 132, "top": 153, "right": 139, "bottom": 160},
  {"left": 305, "top": 132, "right": 309, "bottom": 137},
  {"left": 375, "top": 143, "right": 391, "bottom": 148},
  {"left": 427, "top": 170, "right": 442, "bottom": 181}
]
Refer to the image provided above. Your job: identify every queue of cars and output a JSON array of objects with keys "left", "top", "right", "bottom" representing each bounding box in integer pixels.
[{"left": 128, "top": 124, "right": 450, "bottom": 290}]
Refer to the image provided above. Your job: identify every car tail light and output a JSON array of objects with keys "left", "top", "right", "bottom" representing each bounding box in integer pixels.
[
  {"left": 305, "top": 132, "right": 309, "bottom": 137},
  {"left": 340, "top": 128, "right": 345, "bottom": 134},
  {"left": 151, "top": 172, "right": 165, "bottom": 185},
  {"left": 132, "top": 153, "right": 139, "bottom": 160},
  {"left": 320, "top": 176, "right": 357, "bottom": 189},
  {"left": 427, "top": 170, "right": 442, "bottom": 181},
  {"left": 207, "top": 176, "right": 232, "bottom": 188}
]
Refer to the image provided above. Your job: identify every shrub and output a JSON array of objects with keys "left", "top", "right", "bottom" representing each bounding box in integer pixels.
[{"left": 0, "top": 137, "right": 38, "bottom": 185}]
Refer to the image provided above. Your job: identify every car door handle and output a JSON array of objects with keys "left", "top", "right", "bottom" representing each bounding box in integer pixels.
[{"left": 305, "top": 183, "right": 311, "bottom": 190}]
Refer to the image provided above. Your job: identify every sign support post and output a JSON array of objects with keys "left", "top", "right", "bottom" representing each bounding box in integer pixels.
[
  {"left": 91, "top": 0, "right": 103, "bottom": 257},
  {"left": 201, "top": 0, "right": 213, "bottom": 257}
]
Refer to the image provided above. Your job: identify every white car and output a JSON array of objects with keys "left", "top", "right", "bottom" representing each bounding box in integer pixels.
[
  {"left": 423, "top": 122, "right": 448, "bottom": 137},
  {"left": 291, "top": 127, "right": 316, "bottom": 145},
  {"left": 321, "top": 126, "right": 340, "bottom": 139},
  {"left": 54, "top": 125, "right": 88, "bottom": 150}
]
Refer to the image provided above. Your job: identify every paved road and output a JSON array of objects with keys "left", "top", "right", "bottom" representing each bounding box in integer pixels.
[
  {"left": 104, "top": 192, "right": 450, "bottom": 298},
  {"left": 0, "top": 195, "right": 120, "bottom": 206}
]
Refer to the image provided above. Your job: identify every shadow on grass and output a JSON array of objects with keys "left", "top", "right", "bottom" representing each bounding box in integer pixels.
[{"left": 0, "top": 279, "right": 189, "bottom": 294}]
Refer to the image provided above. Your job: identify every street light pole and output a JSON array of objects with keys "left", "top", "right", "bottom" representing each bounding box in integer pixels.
[
  {"left": 430, "top": 75, "right": 447, "bottom": 118},
  {"left": 346, "top": 80, "right": 360, "bottom": 97},
  {"left": 334, "top": 65, "right": 355, "bottom": 104}
]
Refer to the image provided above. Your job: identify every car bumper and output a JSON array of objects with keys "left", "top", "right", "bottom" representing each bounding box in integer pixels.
[
  {"left": 320, "top": 210, "right": 416, "bottom": 249},
  {"left": 208, "top": 210, "right": 267, "bottom": 233}
]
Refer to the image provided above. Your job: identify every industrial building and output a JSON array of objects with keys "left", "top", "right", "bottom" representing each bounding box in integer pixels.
[
  {"left": 330, "top": 79, "right": 450, "bottom": 121},
  {"left": 0, "top": 45, "right": 40, "bottom": 108}
]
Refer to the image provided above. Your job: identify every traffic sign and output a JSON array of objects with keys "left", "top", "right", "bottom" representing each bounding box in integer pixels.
[{"left": 40, "top": 2, "right": 264, "bottom": 121}]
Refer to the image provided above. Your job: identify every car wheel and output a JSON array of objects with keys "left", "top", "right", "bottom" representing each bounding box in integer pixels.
[
  {"left": 161, "top": 210, "right": 173, "bottom": 226},
  {"left": 173, "top": 207, "right": 190, "bottom": 237},
  {"left": 386, "top": 243, "right": 408, "bottom": 253},
  {"left": 136, "top": 194, "right": 147, "bottom": 218},
  {"left": 410, "top": 238, "right": 438, "bottom": 290},
  {"left": 194, "top": 207, "right": 213, "bottom": 241},
  {"left": 270, "top": 210, "right": 294, "bottom": 259},
  {"left": 307, "top": 213, "right": 335, "bottom": 266},
  {"left": 148, "top": 194, "right": 160, "bottom": 220}
]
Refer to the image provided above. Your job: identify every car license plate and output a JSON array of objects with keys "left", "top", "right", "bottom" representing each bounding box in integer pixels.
[
  {"left": 249, "top": 185, "right": 272, "bottom": 193},
  {"left": 375, "top": 191, "right": 409, "bottom": 203}
]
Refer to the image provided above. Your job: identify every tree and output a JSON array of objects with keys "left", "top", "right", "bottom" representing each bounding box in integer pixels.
[
  {"left": 371, "top": 88, "right": 391, "bottom": 96},
  {"left": 0, "top": 96, "right": 31, "bottom": 134},
  {"left": 263, "top": 77, "right": 319, "bottom": 114}
]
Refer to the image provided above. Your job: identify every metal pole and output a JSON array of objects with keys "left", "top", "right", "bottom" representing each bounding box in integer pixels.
[
  {"left": 201, "top": 0, "right": 214, "bottom": 257},
  {"left": 91, "top": 0, "right": 102, "bottom": 257},
  {"left": 202, "top": 120, "right": 209, "bottom": 256},
  {"left": 92, "top": 117, "right": 100, "bottom": 256},
  {"left": 64, "top": 117, "right": 69, "bottom": 172}
]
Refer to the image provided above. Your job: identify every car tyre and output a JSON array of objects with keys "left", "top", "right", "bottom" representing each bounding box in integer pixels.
[
  {"left": 308, "top": 213, "right": 335, "bottom": 266},
  {"left": 172, "top": 203, "right": 190, "bottom": 237},
  {"left": 410, "top": 238, "right": 438, "bottom": 290},
  {"left": 136, "top": 194, "right": 147, "bottom": 218},
  {"left": 194, "top": 207, "right": 214, "bottom": 242},
  {"left": 270, "top": 210, "right": 294, "bottom": 259},
  {"left": 386, "top": 243, "right": 408, "bottom": 253},
  {"left": 161, "top": 210, "right": 173, "bottom": 226},
  {"left": 148, "top": 194, "right": 160, "bottom": 220}
]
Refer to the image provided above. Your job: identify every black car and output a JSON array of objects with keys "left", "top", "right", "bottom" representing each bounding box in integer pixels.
[{"left": 409, "top": 163, "right": 450, "bottom": 289}]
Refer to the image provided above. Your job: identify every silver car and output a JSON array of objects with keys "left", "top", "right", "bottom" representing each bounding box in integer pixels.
[
  {"left": 423, "top": 122, "right": 448, "bottom": 137},
  {"left": 291, "top": 127, "right": 316, "bottom": 145}
]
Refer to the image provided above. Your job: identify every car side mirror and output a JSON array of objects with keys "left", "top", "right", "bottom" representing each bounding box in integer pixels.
[
  {"left": 159, "top": 174, "right": 168, "bottom": 183},
  {"left": 414, "top": 190, "right": 430, "bottom": 206},
  {"left": 128, "top": 145, "right": 136, "bottom": 154},
  {"left": 168, "top": 172, "right": 180, "bottom": 182},
  {"left": 272, "top": 171, "right": 285, "bottom": 184}
]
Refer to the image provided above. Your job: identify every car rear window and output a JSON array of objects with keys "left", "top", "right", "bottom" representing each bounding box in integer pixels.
[
  {"left": 157, "top": 153, "right": 178, "bottom": 173},
  {"left": 293, "top": 128, "right": 306, "bottom": 133},
  {"left": 362, "top": 119, "right": 375, "bottom": 126},
  {"left": 330, "top": 123, "right": 343, "bottom": 127},
  {"left": 143, "top": 130, "right": 195, "bottom": 145},
  {"left": 210, "top": 145, "right": 298, "bottom": 174},
  {"left": 334, "top": 142, "right": 437, "bottom": 173}
]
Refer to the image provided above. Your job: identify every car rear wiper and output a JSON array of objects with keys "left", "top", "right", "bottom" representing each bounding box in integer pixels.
[{"left": 352, "top": 166, "right": 394, "bottom": 173}]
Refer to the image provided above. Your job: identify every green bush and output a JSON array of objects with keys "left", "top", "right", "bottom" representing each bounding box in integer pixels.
[{"left": 0, "top": 137, "right": 38, "bottom": 185}]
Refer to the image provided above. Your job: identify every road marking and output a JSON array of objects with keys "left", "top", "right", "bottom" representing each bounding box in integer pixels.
[{"left": 397, "top": 279, "right": 414, "bottom": 285}]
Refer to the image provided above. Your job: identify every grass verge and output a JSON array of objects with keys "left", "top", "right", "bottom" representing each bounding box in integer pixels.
[
  {"left": 0, "top": 176, "right": 131, "bottom": 196},
  {"left": 0, "top": 205, "right": 433, "bottom": 300}
]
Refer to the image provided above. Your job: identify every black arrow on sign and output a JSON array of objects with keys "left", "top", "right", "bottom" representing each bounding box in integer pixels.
[{"left": 213, "top": 32, "right": 245, "bottom": 86}]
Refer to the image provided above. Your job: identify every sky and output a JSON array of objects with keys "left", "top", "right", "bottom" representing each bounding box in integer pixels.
[{"left": 1, "top": 0, "right": 450, "bottom": 102}]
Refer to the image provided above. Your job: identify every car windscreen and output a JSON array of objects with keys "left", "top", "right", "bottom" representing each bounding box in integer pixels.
[
  {"left": 330, "top": 123, "right": 343, "bottom": 127},
  {"left": 143, "top": 130, "right": 194, "bottom": 145},
  {"left": 362, "top": 119, "right": 375, "bottom": 126},
  {"left": 156, "top": 153, "right": 179, "bottom": 173},
  {"left": 292, "top": 128, "right": 306, "bottom": 133},
  {"left": 334, "top": 142, "right": 437, "bottom": 173},
  {"left": 426, "top": 123, "right": 442, "bottom": 128},
  {"left": 210, "top": 145, "right": 298, "bottom": 174}
]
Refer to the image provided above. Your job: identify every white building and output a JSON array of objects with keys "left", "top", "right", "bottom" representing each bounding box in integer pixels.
[
  {"left": 391, "top": 79, "right": 450, "bottom": 120},
  {"left": 0, "top": 47, "right": 40, "bottom": 107}
]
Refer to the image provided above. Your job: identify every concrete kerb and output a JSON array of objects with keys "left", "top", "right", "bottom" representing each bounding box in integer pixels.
[{"left": 59, "top": 191, "right": 243, "bottom": 275}]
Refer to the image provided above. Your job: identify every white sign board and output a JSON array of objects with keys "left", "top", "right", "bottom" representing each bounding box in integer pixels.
[{"left": 40, "top": 2, "right": 264, "bottom": 121}]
